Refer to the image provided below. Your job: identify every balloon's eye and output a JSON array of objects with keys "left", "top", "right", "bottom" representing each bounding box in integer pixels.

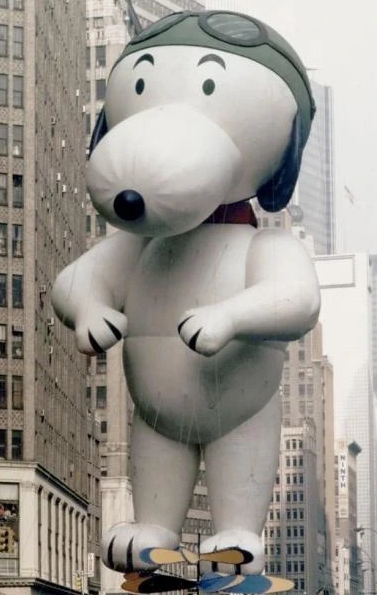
[
  {"left": 135, "top": 78, "right": 145, "bottom": 95},
  {"left": 202, "top": 79, "right": 215, "bottom": 95}
]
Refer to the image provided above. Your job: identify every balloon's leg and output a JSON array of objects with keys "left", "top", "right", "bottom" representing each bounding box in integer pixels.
[
  {"left": 202, "top": 391, "right": 282, "bottom": 574},
  {"left": 102, "top": 411, "right": 200, "bottom": 572}
]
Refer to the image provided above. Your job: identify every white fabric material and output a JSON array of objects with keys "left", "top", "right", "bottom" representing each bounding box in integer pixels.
[{"left": 53, "top": 41, "right": 319, "bottom": 573}]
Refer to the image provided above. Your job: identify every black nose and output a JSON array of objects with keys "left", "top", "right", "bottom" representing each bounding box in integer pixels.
[{"left": 113, "top": 189, "right": 145, "bottom": 221}]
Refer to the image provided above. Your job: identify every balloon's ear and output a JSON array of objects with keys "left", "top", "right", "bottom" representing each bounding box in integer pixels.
[
  {"left": 88, "top": 108, "right": 108, "bottom": 157},
  {"left": 257, "top": 113, "right": 305, "bottom": 212}
]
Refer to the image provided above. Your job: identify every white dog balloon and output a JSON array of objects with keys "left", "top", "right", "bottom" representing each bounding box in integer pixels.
[{"left": 53, "top": 10, "right": 320, "bottom": 578}]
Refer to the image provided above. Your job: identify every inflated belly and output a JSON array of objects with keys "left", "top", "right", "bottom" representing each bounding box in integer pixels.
[{"left": 123, "top": 336, "right": 284, "bottom": 444}]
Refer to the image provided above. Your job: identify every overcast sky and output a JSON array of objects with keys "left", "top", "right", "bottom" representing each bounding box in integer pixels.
[{"left": 205, "top": 0, "right": 377, "bottom": 253}]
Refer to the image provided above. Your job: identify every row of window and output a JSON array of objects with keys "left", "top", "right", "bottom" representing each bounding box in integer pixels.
[
  {"left": 286, "top": 490, "right": 305, "bottom": 503},
  {"left": 0, "top": 0, "right": 24, "bottom": 8},
  {"left": 286, "top": 473, "right": 304, "bottom": 485},
  {"left": 283, "top": 383, "right": 314, "bottom": 397},
  {"left": 0, "top": 173, "right": 22, "bottom": 207},
  {"left": 286, "top": 560, "right": 305, "bottom": 573},
  {"left": 0, "top": 25, "right": 23, "bottom": 59},
  {"left": 86, "top": 214, "right": 106, "bottom": 237},
  {"left": 0, "top": 124, "right": 23, "bottom": 157},
  {"left": 286, "top": 455, "right": 304, "bottom": 467},
  {"left": 284, "top": 349, "right": 306, "bottom": 362},
  {"left": 285, "top": 439, "right": 304, "bottom": 450},
  {"left": 0, "top": 74, "right": 23, "bottom": 108},
  {"left": 86, "top": 352, "right": 107, "bottom": 374},
  {"left": 86, "top": 45, "right": 106, "bottom": 69},
  {"left": 0, "top": 374, "right": 22, "bottom": 409},
  {"left": 0, "top": 324, "right": 23, "bottom": 359},
  {"left": 0, "top": 223, "right": 23, "bottom": 257},
  {"left": 286, "top": 526, "right": 305, "bottom": 538},
  {"left": 268, "top": 508, "right": 304, "bottom": 521},
  {"left": 183, "top": 517, "right": 213, "bottom": 536},
  {"left": 0, "top": 273, "right": 22, "bottom": 307},
  {"left": 0, "top": 428, "right": 22, "bottom": 459},
  {"left": 86, "top": 385, "right": 106, "bottom": 410}
]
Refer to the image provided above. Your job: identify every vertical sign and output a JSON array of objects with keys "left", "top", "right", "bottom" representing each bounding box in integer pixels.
[{"left": 338, "top": 451, "right": 349, "bottom": 518}]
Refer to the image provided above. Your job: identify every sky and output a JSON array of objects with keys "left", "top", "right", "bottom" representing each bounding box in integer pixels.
[{"left": 205, "top": 0, "right": 377, "bottom": 253}]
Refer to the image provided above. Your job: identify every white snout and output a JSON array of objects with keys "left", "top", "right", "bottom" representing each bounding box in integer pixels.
[{"left": 87, "top": 104, "right": 242, "bottom": 236}]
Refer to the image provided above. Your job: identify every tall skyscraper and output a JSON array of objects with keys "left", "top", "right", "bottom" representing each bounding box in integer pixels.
[
  {"left": 297, "top": 80, "right": 335, "bottom": 255},
  {"left": 314, "top": 253, "right": 377, "bottom": 595},
  {"left": 0, "top": 1, "right": 102, "bottom": 595}
]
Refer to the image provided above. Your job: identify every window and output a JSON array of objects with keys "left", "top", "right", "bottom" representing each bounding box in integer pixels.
[
  {"left": 12, "top": 175, "right": 22, "bottom": 207},
  {"left": 12, "top": 328, "right": 23, "bottom": 359},
  {"left": 0, "top": 25, "right": 8, "bottom": 56},
  {"left": 0, "top": 374, "right": 6, "bottom": 408},
  {"left": 12, "top": 125, "right": 23, "bottom": 157},
  {"left": 0, "top": 123, "right": 7, "bottom": 155},
  {"left": 86, "top": 80, "right": 90, "bottom": 103},
  {"left": 86, "top": 215, "right": 91, "bottom": 235},
  {"left": 298, "top": 349, "right": 305, "bottom": 362},
  {"left": 0, "top": 223, "right": 6, "bottom": 256},
  {"left": 13, "top": 75, "right": 23, "bottom": 107},
  {"left": 0, "top": 428, "right": 5, "bottom": 457},
  {"left": 12, "top": 376, "right": 22, "bottom": 410},
  {"left": 0, "top": 173, "right": 6, "bottom": 205},
  {"left": 86, "top": 113, "right": 91, "bottom": 135},
  {"left": 95, "top": 79, "right": 106, "bottom": 101},
  {"left": 0, "top": 273, "right": 6, "bottom": 306},
  {"left": 95, "top": 214, "right": 106, "bottom": 236},
  {"left": 14, "top": 0, "right": 23, "bottom": 8},
  {"left": 12, "top": 274, "right": 22, "bottom": 307},
  {"left": 96, "top": 352, "right": 107, "bottom": 374},
  {"left": 93, "top": 17, "right": 104, "bottom": 28},
  {"left": 13, "top": 26, "right": 23, "bottom": 59},
  {"left": 100, "top": 420, "right": 107, "bottom": 433},
  {"left": 12, "top": 224, "right": 22, "bottom": 256},
  {"left": 96, "top": 386, "right": 106, "bottom": 409},
  {"left": 86, "top": 46, "right": 90, "bottom": 68},
  {"left": 86, "top": 386, "right": 91, "bottom": 410},
  {"left": 0, "top": 73, "right": 7, "bottom": 105},
  {"left": 0, "top": 0, "right": 8, "bottom": 7},
  {"left": 95, "top": 45, "right": 106, "bottom": 67},
  {"left": 0, "top": 323, "right": 6, "bottom": 357},
  {"left": 11, "top": 429, "right": 22, "bottom": 459},
  {"left": 299, "top": 384, "right": 305, "bottom": 396}
]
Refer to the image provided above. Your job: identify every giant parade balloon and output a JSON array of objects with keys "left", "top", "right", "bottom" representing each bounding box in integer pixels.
[{"left": 52, "top": 8, "right": 320, "bottom": 591}]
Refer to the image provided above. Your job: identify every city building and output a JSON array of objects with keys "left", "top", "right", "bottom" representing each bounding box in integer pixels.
[
  {"left": 0, "top": 1, "right": 102, "bottom": 595},
  {"left": 334, "top": 439, "right": 361, "bottom": 595},
  {"left": 297, "top": 80, "right": 335, "bottom": 255},
  {"left": 314, "top": 253, "right": 377, "bottom": 595}
]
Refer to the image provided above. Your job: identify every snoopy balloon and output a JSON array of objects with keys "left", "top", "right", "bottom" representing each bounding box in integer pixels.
[{"left": 53, "top": 10, "right": 320, "bottom": 580}]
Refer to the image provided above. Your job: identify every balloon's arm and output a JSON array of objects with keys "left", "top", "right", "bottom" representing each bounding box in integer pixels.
[
  {"left": 230, "top": 228, "right": 320, "bottom": 341},
  {"left": 52, "top": 231, "right": 149, "bottom": 354},
  {"left": 178, "top": 229, "right": 320, "bottom": 356}
]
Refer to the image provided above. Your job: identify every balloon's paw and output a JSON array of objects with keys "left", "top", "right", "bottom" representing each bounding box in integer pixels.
[{"left": 178, "top": 306, "right": 234, "bottom": 356}]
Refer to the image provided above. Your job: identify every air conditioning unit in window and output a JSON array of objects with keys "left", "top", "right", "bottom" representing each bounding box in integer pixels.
[
  {"left": 47, "top": 317, "right": 55, "bottom": 327},
  {"left": 51, "top": 117, "right": 57, "bottom": 126},
  {"left": 61, "top": 139, "right": 66, "bottom": 148},
  {"left": 48, "top": 345, "right": 54, "bottom": 355},
  {"left": 62, "top": 184, "right": 67, "bottom": 193},
  {"left": 56, "top": 172, "right": 61, "bottom": 181},
  {"left": 39, "top": 284, "right": 47, "bottom": 293}
]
